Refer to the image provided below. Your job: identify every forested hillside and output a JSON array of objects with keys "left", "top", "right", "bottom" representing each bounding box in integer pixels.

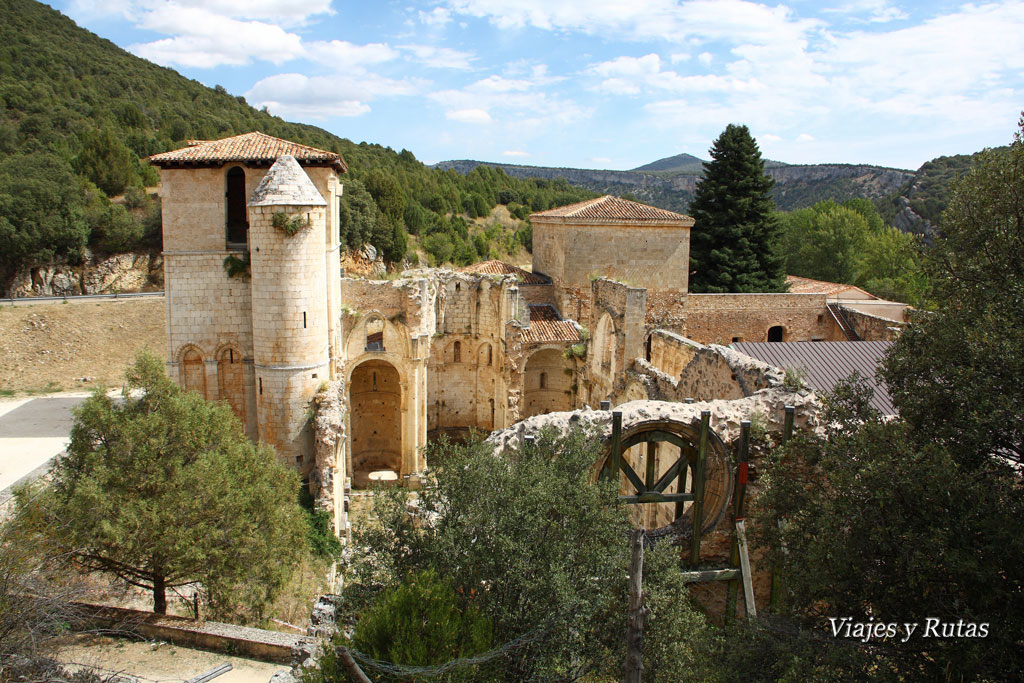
[{"left": 0, "top": 0, "right": 595, "bottom": 289}]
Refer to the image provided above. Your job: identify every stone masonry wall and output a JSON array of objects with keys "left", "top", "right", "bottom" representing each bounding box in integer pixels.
[
  {"left": 533, "top": 220, "right": 691, "bottom": 291},
  {"left": 681, "top": 293, "right": 839, "bottom": 344},
  {"left": 841, "top": 305, "right": 904, "bottom": 341}
]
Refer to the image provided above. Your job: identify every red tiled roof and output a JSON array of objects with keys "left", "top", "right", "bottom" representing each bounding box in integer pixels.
[
  {"left": 786, "top": 275, "right": 876, "bottom": 298},
  {"left": 150, "top": 132, "right": 347, "bottom": 172},
  {"left": 531, "top": 195, "right": 693, "bottom": 224},
  {"left": 458, "top": 260, "right": 550, "bottom": 285},
  {"left": 521, "top": 305, "right": 581, "bottom": 344},
  {"left": 733, "top": 341, "right": 895, "bottom": 415}
]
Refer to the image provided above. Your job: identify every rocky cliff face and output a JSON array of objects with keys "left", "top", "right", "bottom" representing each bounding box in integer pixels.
[{"left": 5, "top": 249, "right": 163, "bottom": 298}]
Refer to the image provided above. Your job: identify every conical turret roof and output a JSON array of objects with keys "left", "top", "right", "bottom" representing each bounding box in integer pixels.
[{"left": 248, "top": 155, "right": 328, "bottom": 207}]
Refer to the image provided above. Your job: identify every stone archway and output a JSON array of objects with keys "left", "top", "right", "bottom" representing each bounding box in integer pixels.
[
  {"left": 350, "top": 359, "right": 402, "bottom": 488},
  {"left": 180, "top": 347, "right": 206, "bottom": 398},
  {"left": 523, "top": 348, "right": 574, "bottom": 418},
  {"left": 216, "top": 346, "right": 246, "bottom": 424}
]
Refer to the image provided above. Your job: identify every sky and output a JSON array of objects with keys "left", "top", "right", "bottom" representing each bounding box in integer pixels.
[{"left": 53, "top": 0, "right": 1024, "bottom": 171}]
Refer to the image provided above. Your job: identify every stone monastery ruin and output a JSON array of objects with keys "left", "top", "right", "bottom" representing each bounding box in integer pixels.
[{"left": 150, "top": 132, "right": 909, "bottom": 535}]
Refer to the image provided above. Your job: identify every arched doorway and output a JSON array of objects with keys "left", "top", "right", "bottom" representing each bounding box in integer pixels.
[
  {"left": 181, "top": 348, "right": 206, "bottom": 398},
  {"left": 350, "top": 360, "right": 402, "bottom": 488},
  {"left": 216, "top": 347, "right": 245, "bottom": 425},
  {"left": 767, "top": 325, "right": 784, "bottom": 342},
  {"left": 523, "top": 348, "right": 573, "bottom": 418}
]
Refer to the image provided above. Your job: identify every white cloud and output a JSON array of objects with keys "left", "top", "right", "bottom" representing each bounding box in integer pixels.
[
  {"left": 697, "top": 51, "right": 713, "bottom": 67},
  {"left": 503, "top": 149, "right": 529, "bottom": 157},
  {"left": 429, "top": 69, "right": 589, "bottom": 136},
  {"left": 399, "top": 45, "right": 476, "bottom": 70},
  {"left": 824, "top": 0, "right": 908, "bottom": 24},
  {"left": 419, "top": 6, "right": 453, "bottom": 26},
  {"left": 447, "top": 108, "right": 493, "bottom": 124},
  {"left": 445, "top": 0, "right": 820, "bottom": 46},
  {"left": 244, "top": 72, "right": 426, "bottom": 119},
  {"left": 588, "top": 156, "right": 613, "bottom": 164},
  {"left": 95, "top": 0, "right": 335, "bottom": 68},
  {"left": 305, "top": 41, "right": 398, "bottom": 67},
  {"left": 796, "top": 133, "right": 815, "bottom": 142},
  {"left": 130, "top": 11, "right": 305, "bottom": 67}
]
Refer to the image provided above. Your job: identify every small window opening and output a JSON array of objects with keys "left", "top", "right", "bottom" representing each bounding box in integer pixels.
[
  {"left": 768, "top": 326, "right": 784, "bottom": 342},
  {"left": 453, "top": 341, "right": 461, "bottom": 363},
  {"left": 455, "top": 282, "right": 461, "bottom": 292},
  {"left": 487, "top": 346, "right": 493, "bottom": 366},
  {"left": 225, "top": 167, "right": 248, "bottom": 247},
  {"left": 540, "top": 372, "right": 547, "bottom": 389},
  {"left": 732, "top": 336, "right": 741, "bottom": 343},
  {"left": 259, "top": 377, "right": 263, "bottom": 395},
  {"left": 372, "top": 372, "right": 377, "bottom": 391}
]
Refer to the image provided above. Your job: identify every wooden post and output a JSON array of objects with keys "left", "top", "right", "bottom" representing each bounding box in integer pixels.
[
  {"left": 624, "top": 528, "right": 646, "bottom": 683},
  {"left": 689, "top": 410, "right": 710, "bottom": 565},
  {"left": 769, "top": 405, "right": 795, "bottom": 613},
  {"left": 609, "top": 411, "right": 623, "bottom": 484},
  {"left": 736, "top": 520, "right": 757, "bottom": 619},
  {"left": 726, "top": 420, "right": 751, "bottom": 622}
]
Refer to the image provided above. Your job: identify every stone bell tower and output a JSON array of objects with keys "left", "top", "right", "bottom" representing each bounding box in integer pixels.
[{"left": 247, "top": 155, "right": 331, "bottom": 472}]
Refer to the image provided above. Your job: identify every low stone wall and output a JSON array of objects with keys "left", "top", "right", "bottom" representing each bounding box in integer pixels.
[
  {"left": 840, "top": 305, "right": 904, "bottom": 341},
  {"left": 643, "top": 335, "right": 786, "bottom": 402},
  {"left": 682, "top": 293, "right": 836, "bottom": 344},
  {"left": 72, "top": 602, "right": 313, "bottom": 664}
]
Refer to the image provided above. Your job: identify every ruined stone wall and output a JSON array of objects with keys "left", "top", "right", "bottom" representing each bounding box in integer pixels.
[
  {"left": 520, "top": 283, "right": 557, "bottom": 307},
  {"left": 682, "top": 293, "right": 839, "bottom": 344},
  {"left": 588, "top": 278, "right": 647, "bottom": 405},
  {"left": 521, "top": 347, "right": 575, "bottom": 417},
  {"left": 841, "top": 305, "right": 905, "bottom": 341},
  {"left": 428, "top": 273, "right": 510, "bottom": 432},
  {"left": 633, "top": 341, "right": 786, "bottom": 403},
  {"left": 532, "top": 220, "right": 691, "bottom": 291},
  {"left": 647, "top": 329, "right": 699, "bottom": 379}
]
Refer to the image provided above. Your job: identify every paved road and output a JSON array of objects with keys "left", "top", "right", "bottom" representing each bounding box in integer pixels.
[{"left": 0, "top": 392, "right": 95, "bottom": 497}]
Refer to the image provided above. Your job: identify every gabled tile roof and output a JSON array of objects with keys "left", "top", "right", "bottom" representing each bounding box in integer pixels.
[
  {"left": 458, "top": 260, "right": 551, "bottom": 285},
  {"left": 531, "top": 195, "right": 693, "bottom": 224},
  {"left": 150, "top": 131, "right": 347, "bottom": 172},
  {"left": 786, "top": 275, "right": 876, "bottom": 299},
  {"left": 521, "top": 305, "right": 581, "bottom": 344},
  {"left": 733, "top": 341, "right": 895, "bottom": 415}
]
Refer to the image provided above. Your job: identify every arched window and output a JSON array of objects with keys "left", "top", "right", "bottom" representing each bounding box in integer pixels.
[
  {"left": 365, "top": 317, "right": 385, "bottom": 352},
  {"left": 767, "top": 325, "right": 784, "bottom": 342},
  {"left": 226, "top": 167, "right": 248, "bottom": 246},
  {"left": 181, "top": 348, "right": 206, "bottom": 398},
  {"left": 453, "top": 341, "right": 462, "bottom": 363}
]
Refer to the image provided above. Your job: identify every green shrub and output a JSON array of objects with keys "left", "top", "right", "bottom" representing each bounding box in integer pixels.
[{"left": 351, "top": 569, "right": 492, "bottom": 669}]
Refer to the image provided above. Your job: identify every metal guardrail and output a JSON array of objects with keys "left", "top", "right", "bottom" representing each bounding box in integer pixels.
[{"left": 0, "top": 291, "right": 164, "bottom": 305}]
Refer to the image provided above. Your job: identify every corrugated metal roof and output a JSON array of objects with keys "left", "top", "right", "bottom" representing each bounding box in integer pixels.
[
  {"left": 521, "top": 305, "right": 581, "bottom": 344},
  {"left": 531, "top": 195, "right": 693, "bottom": 224},
  {"left": 150, "top": 131, "right": 348, "bottom": 172},
  {"left": 458, "top": 260, "right": 551, "bottom": 285},
  {"left": 733, "top": 341, "right": 895, "bottom": 415}
]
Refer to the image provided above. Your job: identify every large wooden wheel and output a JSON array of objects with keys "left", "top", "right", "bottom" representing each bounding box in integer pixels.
[{"left": 601, "top": 412, "right": 734, "bottom": 545}]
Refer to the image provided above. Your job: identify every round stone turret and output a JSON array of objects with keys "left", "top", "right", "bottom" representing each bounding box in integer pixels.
[{"left": 248, "top": 155, "right": 330, "bottom": 472}]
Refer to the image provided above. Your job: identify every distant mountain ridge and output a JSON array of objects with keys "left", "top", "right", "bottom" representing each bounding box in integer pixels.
[{"left": 434, "top": 157, "right": 915, "bottom": 214}]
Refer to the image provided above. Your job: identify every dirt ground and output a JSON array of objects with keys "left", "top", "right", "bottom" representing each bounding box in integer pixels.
[
  {"left": 0, "top": 298, "right": 167, "bottom": 395},
  {"left": 54, "top": 635, "right": 284, "bottom": 683}
]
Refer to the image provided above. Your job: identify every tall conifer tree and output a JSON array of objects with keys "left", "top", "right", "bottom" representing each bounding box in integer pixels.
[{"left": 688, "top": 124, "right": 786, "bottom": 293}]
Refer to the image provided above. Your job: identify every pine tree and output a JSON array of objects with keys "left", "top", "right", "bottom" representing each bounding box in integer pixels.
[{"left": 688, "top": 124, "right": 786, "bottom": 293}]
